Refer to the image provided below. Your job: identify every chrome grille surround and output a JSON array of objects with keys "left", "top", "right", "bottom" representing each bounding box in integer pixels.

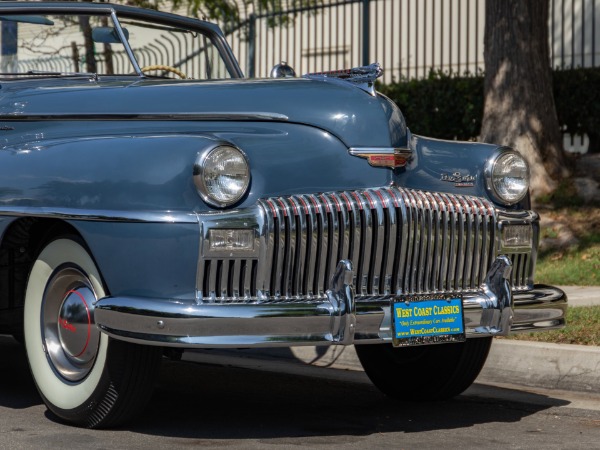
[{"left": 197, "top": 186, "right": 536, "bottom": 304}]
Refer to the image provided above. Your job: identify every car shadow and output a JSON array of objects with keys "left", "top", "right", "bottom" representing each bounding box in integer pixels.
[
  {"left": 0, "top": 336, "right": 571, "bottom": 438},
  {"left": 0, "top": 335, "right": 42, "bottom": 409},
  {"left": 127, "top": 357, "right": 570, "bottom": 439}
]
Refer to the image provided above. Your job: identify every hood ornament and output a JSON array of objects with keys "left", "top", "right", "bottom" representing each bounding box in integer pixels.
[{"left": 304, "top": 63, "right": 384, "bottom": 96}]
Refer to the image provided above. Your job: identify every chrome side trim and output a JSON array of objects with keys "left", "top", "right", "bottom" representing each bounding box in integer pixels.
[
  {"left": 0, "top": 207, "right": 198, "bottom": 223},
  {"left": 0, "top": 112, "right": 289, "bottom": 122}
]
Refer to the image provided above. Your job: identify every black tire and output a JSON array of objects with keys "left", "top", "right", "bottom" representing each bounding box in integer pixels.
[
  {"left": 23, "top": 237, "right": 162, "bottom": 428},
  {"left": 355, "top": 338, "right": 492, "bottom": 401}
]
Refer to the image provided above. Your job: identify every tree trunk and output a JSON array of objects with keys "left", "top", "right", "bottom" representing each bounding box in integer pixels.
[
  {"left": 79, "top": 16, "right": 97, "bottom": 74},
  {"left": 480, "top": 0, "right": 569, "bottom": 198}
]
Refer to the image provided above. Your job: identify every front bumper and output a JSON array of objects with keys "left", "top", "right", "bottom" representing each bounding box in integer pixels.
[{"left": 94, "top": 256, "right": 567, "bottom": 348}]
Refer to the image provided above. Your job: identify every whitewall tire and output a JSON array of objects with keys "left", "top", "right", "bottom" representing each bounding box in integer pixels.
[{"left": 24, "top": 237, "right": 161, "bottom": 428}]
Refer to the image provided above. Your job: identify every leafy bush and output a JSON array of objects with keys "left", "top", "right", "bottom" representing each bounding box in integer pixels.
[
  {"left": 378, "top": 70, "right": 484, "bottom": 141},
  {"left": 379, "top": 67, "right": 600, "bottom": 152},
  {"left": 553, "top": 68, "right": 600, "bottom": 152}
]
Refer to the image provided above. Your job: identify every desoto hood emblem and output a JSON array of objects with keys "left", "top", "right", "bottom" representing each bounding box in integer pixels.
[
  {"left": 349, "top": 147, "right": 413, "bottom": 169},
  {"left": 441, "top": 171, "right": 476, "bottom": 187}
]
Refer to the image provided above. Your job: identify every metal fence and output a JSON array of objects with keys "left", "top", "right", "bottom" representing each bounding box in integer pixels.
[{"left": 214, "top": 0, "right": 600, "bottom": 83}]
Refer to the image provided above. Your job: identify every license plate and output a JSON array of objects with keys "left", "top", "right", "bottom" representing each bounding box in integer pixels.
[{"left": 392, "top": 295, "right": 465, "bottom": 347}]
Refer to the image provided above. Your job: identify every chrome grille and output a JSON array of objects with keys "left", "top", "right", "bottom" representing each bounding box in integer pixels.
[
  {"left": 509, "top": 253, "right": 531, "bottom": 290},
  {"left": 199, "top": 186, "right": 533, "bottom": 303}
]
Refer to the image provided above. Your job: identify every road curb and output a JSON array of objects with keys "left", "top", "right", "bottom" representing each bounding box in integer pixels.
[
  {"left": 235, "top": 339, "right": 600, "bottom": 394},
  {"left": 480, "top": 340, "right": 600, "bottom": 393}
]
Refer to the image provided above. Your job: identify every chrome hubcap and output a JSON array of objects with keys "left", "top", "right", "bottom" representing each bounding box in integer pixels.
[{"left": 43, "top": 266, "right": 100, "bottom": 382}]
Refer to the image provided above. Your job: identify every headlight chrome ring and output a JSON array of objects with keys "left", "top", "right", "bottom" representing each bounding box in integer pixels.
[
  {"left": 194, "top": 144, "right": 250, "bottom": 208},
  {"left": 484, "top": 148, "right": 530, "bottom": 205}
]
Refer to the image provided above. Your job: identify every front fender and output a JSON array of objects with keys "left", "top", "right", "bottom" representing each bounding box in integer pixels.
[{"left": 0, "top": 134, "right": 220, "bottom": 214}]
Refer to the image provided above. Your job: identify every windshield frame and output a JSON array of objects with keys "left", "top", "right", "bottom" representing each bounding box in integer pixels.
[
  {"left": 110, "top": 10, "right": 142, "bottom": 76},
  {"left": 0, "top": 1, "right": 244, "bottom": 79}
]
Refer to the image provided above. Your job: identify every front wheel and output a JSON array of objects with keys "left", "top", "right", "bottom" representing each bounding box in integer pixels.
[
  {"left": 24, "top": 237, "right": 162, "bottom": 428},
  {"left": 355, "top": 338, "right": 492, "bottom": 401}
]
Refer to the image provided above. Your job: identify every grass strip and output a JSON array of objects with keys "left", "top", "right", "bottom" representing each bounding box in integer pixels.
[
  {"left": 507, "top": 305, "right": 600, "bottom": 346},
  {"left": 536, "top": 240, "right": 600, "bottom": 286},
  {"left": 535, "top": 205, "right": 599, "bottom": 286}
]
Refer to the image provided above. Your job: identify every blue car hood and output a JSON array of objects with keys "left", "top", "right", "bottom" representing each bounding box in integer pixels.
[{"left": 0, "top": 77, "right": 408, "bottom": 148}]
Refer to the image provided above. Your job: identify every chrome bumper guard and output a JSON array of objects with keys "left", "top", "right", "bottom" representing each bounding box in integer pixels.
[{"left": 94, "top": 256, "right": 566, "bottom": 348}]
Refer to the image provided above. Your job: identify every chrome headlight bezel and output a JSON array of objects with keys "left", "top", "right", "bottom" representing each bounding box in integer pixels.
[
  {"left": 484, "top": 148, "right": 530, "bottom": 206},
  {"left": 193, "top": 144, "right": 251, "bottom": 208}
]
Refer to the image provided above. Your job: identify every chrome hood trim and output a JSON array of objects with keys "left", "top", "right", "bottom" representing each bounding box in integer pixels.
[{"left": 0, "top": 112, "right": 289, "bottom": 122}]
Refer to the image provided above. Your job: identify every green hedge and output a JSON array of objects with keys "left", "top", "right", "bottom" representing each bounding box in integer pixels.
[
  {"left": 553, "top": 68, "right": 600, "bottom": 143},
  {"left": 378, "top": 70, "right": 484, "bottom": 141},
  {"left": 378, "top": 67, "right": 600, "bottom": 152}
]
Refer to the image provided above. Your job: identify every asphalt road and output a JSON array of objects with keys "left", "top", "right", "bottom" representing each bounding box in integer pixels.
[{"left": 1, "top": 336, "right": 599, "bottom": 449}]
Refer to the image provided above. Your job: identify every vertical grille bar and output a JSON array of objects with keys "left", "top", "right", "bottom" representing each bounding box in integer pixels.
[
  {"left": 429, "top": 192, "right": 444, "bottom": 292},
  {"left": 523, "top": 253, "right": 532, "bottom": 287},
  {"left": 231, "top": 259, "right": 241, "bottom": 299},
  {"left": 442, "top": 193, "right": 457, "bottom": 292},
  {"left": 205, "top": 260, "right": 216, "bottom": 300},
  {"left": 385, "top": 188, "right": 407, "bottom": 296},
  {"left": 330, "top": 193, "right": 349, "bottom": 265},
  {"left": 365, "top": 190, "right": 386, "bottom": 296},
  {"left": 290, "top": 197, "right": 307, "bottom": 297},
  {"left": 280, "top": 198, "right": 297, "bottom": 298},
  {"left": 480, "top": 202, "right": 495, "bottom": 288},
  {"left": 315, "top": 193, "right": 329, "bottom": 296},
  {"left": 321, "top": 194, "right": 340, "bottom": 293},
  {"left": 301, "top": 195, "right": 318, "bottom": 297},
  {"left": 242, "top": 259, "right": 253, "bottom": 300},
  {"left": 399, "top": 189, "right": 414, "bottom": 294},
  {"left": 378, "top": 189, "right": 397, "bottom": 295},
  {"left": 461, "top": 196, "right": 475, "bottom": 290},
  {"left": 257, "top": 199, "right": 276, "bottom": 299},
  {"left": 342, "top": 192, "right": 362, "bottom": 287},
  {"left": 272, "top": 199, "right": 287, "bottom": 298},
  {"left": 416, "top": 192, "right": 427, "bottom": 293},
  {"left": 420, "top": 192, "right": 435, "bottom": 292},
  {"left": 454, "top": 196, "right": 466, "bottom": 291},
  {"left": 220, "top": 260, "right": 230, "bottom": 298},
  {"left": 470, "top": 198, "right": 483, "bottom": 289},
  {"left": 352, "top": 191, "right": 372, "bottom": 296}
]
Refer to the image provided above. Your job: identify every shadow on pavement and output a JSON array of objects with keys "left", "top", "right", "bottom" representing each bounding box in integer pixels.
[
  {"left": 0, "top": 335, "right": 41, "bottom": 410},
  {"left": 128, "top": 357, "right": 570, "bottom": 440},
  {"left": 0, "top": 336, "right": 571, "bottom": 439}
]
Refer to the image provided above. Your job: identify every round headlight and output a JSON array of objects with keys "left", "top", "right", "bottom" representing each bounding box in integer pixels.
[
  {"left": 194, "top": 145, "right": 250, "bottom": 207},
  {"left": 486, "top": 149, "right": 530, "bottom": 205}
]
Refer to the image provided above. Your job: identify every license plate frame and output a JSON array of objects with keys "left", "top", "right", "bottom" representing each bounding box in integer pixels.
[{"left": 392, "top": 294, "right": 466, "bottom": 347}]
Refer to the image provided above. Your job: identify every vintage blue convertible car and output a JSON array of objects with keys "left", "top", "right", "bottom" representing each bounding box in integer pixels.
[{"left": 0, "top": 2, "right": 566, "bottom": 428}]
